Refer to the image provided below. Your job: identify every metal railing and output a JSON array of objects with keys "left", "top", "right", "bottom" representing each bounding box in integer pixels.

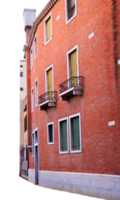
[
  {"left": 59, "top": 76, "right": 84, "bottom": 94},
  {"left": 39, "top": 91, "right": 57, "bottom": 104}
]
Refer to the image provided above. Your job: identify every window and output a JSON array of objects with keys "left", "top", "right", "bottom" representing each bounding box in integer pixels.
[
  {"left": 67, "top": 45, "right": 79, "bottom": 82},
  {"left": 58, "top": 117, "right": 69, "bottom": 154},
  {"left": 34, "top": 36, "right": 37, "bottom": 59},
  {"left": 34, "top": 130, "right": 38, "bottom": 144},
  {"left": 47, "top": 122, "right": 54, "bottom": 144},
  {"left": 20, "top": 65, "right": 23, "bottom": 68},
  {"left": 69, "top": 113, "right": 81, "bottom": 153},
  {"left": 26, "top": 145, "right": 28, "bottom": 161},
  {"left": 35, "top": 80, "right": 38, "bottom": 106},
  {"left": 45, "top": 65, "right": 54, "bottom": 99},
  {"left": 66, "top": 0, "right": 77, "bottom": 24},
  {"left": 30, "top": 49, "right": 33, "bottom": 69},
  {"left": 44, "top": 14, "right": 52, "bottom": 44},
  {"left": 20, "top": 72, "right": 23, "bottom": 77},
  {"left": 32, "top": 133, "right": 34, "bottom": 156},
  {"left": 31, "top": 88, "right": 34, "bottom": 112},
  {"left": 20, "top": 87, "right": 23, "bottom": 91},
  {"left": 24, "top": 115, "right": 27, "bottom": 132}
]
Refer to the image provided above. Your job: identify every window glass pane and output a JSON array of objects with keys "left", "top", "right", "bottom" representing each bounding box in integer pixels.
[
  {"left": 48, "top": 124, "right": 53, "bottom": 143},
  {"left": 67, "top": 0, "right": 75, "bottom": 20},
  {"left": 20, "top": 72, "right": 23, "bottom": 77},
  {"left": 60, "top": 120, "right": 67, "bottom": 151},
  {"left": 71, "top": 116, "right": 80, "bottom": 150}
]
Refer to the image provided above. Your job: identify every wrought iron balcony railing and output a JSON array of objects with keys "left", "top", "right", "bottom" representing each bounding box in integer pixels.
[
  {"left": 39, "top": 91, "right": 57, "bottom": 105},
  {"left": 59, "top": 76, "right": 84, "bottom": 94}
]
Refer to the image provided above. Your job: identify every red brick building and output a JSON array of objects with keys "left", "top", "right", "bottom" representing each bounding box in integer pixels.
[{"left": 22, "top": 0, "right": 120, "bottom": 199}]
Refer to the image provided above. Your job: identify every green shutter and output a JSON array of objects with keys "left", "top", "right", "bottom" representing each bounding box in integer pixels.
[
  {"left": 60, "top": 120, "right": 67, "bottom": 151},
  {"left": 71, "top": 116, "right": 80, "bottom": 150}
]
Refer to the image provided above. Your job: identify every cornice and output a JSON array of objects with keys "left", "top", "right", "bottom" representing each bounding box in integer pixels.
[{"left": 27, "top": 0, "right": 58, "bottom": 50}]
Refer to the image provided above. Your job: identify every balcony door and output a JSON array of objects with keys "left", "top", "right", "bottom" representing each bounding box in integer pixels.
[
  {"left": 69, "top": 49, "right": 78, "bottom": 87},
  {"left": 47, "top": 68, "right": 53, "bottom": 99}
]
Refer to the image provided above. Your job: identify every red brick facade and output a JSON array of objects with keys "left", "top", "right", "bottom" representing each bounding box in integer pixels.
[{"left": 25, "top": 0, "right": 120, "bottom": 174}]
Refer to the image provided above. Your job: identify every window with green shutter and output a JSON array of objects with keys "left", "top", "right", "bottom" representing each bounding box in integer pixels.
[
  {"left": 60, "top": 120, "right": 68, "bottom": 152},
  {"left": 71, "top": 116, "right": 80, "bottom": 150}
]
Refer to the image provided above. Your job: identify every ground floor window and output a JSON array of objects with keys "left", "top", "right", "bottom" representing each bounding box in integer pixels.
[
  {"left": 69, "top": 113, "right": 81, "bottom": 153},
  {"left": 58, "top": 117, "right": 69, "bottom": 154},
  {"left": 47, "top": 122, "right": 54, "bottom": 144}
]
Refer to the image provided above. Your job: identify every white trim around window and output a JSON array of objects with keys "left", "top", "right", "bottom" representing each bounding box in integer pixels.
[
  {"left": 30, "top": 48, "right": 33, "bottom": 69},
  {"left": 65, "top": 0, "right": 77, "bottom": 24},
  {"left": 47, "top": 122, "right": 54, "bottom": 145},
  {"left": 45, "top": 64, "right": 54, "bottom": 92},
  {"left": 32, "top": 132, "right": 35, "bottom": 157},
  {"left": 69, "top": 113, "right": 82, "bottom": 153},
  {"left": 67, "top": 45, "right": 79, "bottom": 79},
  {"left": 44, "top": 13, "right": 52, "bottom": 45},
  {"left": 34, "top": 128, "right": 38, "bottom": 145},
  {"left": 35, "top": 78, "right": 38, "bottom": 107},
  {"left": 58, "top": 117, "right": 69, "bottom": 154},
  {"left": 34, "top": 35, "right": 37, "bottom": 59},
  {"left": 31, "top": 87, "right": 34, "bottom": 112}
]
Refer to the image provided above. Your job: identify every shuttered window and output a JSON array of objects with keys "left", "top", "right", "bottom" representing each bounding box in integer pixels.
[
  {"left": 71, "top": 116, "right": 80, "bottom": 150},
  {"left": 69, "top": 49, "right": 78, "bottom": 86},
  {"left": 46, "top": 17, "right": 51, "bottom": 41},
  {"left": 60, "top": 120, "right": 67, "bottom": 151}
]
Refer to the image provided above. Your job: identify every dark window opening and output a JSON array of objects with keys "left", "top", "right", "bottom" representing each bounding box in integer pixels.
[
  {"left": 20, "top": 72, "right": 23, "bottom": 77},
  {"left": 48, "top": 124, "right": 53, "bottom": 143},
  {"left": 20, "top": 87, "right": 23, "bottom": 91},
  {"left": 67, "top": 0, "right": 75, "bottom": 21}
]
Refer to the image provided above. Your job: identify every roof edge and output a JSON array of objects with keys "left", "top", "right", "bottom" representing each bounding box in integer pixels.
[{"left": 27, "top": 0, "right": 58, "bottom": 50}]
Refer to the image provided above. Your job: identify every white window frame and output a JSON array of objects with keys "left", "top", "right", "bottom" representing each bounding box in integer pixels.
[
  {"left": 34, "top": 127, "right": 39, "bottom": 146},
  {"left": 34, "top": 35, "right": 37, "bottom": 59},
  {"left": 31, "top": 87, "right": 34, "bottom": 112},
  {"left": 69, "top": 113, "right": 82, "bottom": 153},
  {"left": 67, "top": 45, "right": 79, "bottom": 79},
  {"left": 30, "top": 48, "right": 33, "bottom": 69},
  {"left": 44, "top": 13, "right": 52, "bottom": 45},
  {"left": 32, "top": 132, "right": 34, "bottom": 157},
  {"left": 47, "top": 122, "right": 54, "bottom": 145},
  {"left": 65, "top": 0, "right": 77, "bottom": 24},
  {"left": 58, "top": 117, "right": 69, "bottom": 154},
  {"left": 35, "top": 78, "right": 38, "bottom": 107},
  {"left": 45, "top": 64, "right": 54, "bottom": 92}
]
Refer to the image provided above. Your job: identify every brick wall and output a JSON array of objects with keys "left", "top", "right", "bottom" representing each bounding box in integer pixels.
[{"left": 26, "top": 0, "right": 120, "bottom": 174}]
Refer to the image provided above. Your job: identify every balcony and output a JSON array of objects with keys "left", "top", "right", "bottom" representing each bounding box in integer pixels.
[
  {"left": 59, "top": 76, "right": 84, "bottom": 101},
  {"left": 39, "top": 91, "right": 57, "bottom": 110}
]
